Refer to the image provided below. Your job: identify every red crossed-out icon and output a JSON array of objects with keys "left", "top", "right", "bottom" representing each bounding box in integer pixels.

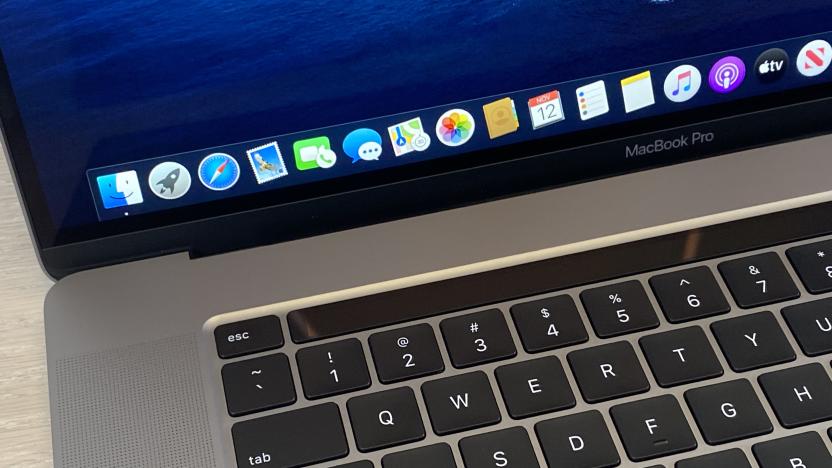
[{"left": 798, "top": 39, "right": 831, "bottom": 77}]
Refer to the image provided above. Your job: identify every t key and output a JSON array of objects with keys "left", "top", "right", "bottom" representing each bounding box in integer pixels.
[
  {"left": 440, "top": 309, "right": 517, "bottom": 368},
  {"left": 718, "top": 252, "right": 800, "bottom": 309},
  {"left": 581, "top": 280, "right": 660, "bottom": 338},
  {"left": 639, "top": 326, "right": 723, "bottom": 388},
  {"left": 296, "top": 338, "right": 371, "bottom": 399}
]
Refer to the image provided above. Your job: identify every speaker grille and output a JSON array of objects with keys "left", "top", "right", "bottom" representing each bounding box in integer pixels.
[{"left": 53, "top": 334, "right": 217, "bottom": 467}]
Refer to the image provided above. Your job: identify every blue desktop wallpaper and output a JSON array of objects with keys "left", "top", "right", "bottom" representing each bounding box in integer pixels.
[{"left": 0, "top": 0, "right": 831, "bottom": 228}]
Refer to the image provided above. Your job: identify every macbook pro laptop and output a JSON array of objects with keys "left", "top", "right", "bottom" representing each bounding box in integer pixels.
[{"left": 2, "top": 2, "right": 832, "bottom": 467}]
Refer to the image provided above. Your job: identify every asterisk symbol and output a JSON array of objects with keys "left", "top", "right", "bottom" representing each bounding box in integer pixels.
[{"left": 819, "top": 251, "right": 826, "bottom": 258}]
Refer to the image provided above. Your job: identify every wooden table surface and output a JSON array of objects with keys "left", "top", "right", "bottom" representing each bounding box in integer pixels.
[{"left": 0, "top": 148, "right": 55, "bottom": 467}]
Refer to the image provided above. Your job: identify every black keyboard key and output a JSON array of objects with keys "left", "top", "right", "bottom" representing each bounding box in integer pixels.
[
  {"left": 783, "top": 299, "right": 832, "bottom": 356},
  {"left": 441, "top": 309, "right": 517, "bottom": 368},
  {"left": 711, "top": 311, "right": 795, "bottom": 372},
  {"left": 495, "top": 356, "right": 576, "bottom": 419},
  {"left": 369, "top": 324, "right": 444, "bottom": 384},
  {"left": 676, "top": 448, "right": 752, "bottom": 468},
  {"left": 787, "top": 240, "right": 832, "bottom": 294},
  {"left": 580, "top": 280, "right": 660, "bottom": 338},
  {"left": 650, "top": 266, "right": 731, "bottom": 323},
  {"left": 333, "top": 462, "right": 373, "bottom": 468},
  {"left": 510, "top": 295, "right": 588, "bottom": 353},
  {"left": 684, "top": 379, "right": 772, "bottom": 445},
  {"left": 568, "top": 341, "right": 650, "bottom": 403},
  {"left": 535, "top": 410, "right": 620, "bottom": 468},
  {"left": 610, "top": 395, "right": 697, "bottom": 462},
  {"left": 718, "top": 253, "right": 800, "bottom": 308},
  {"left": 382, "top": 443, "right": 456, "bottom": 468},
  {"left": 753, "top": 432, "right": 832, "bottom": 468},
  {"left": 222, "top": 353, "right": 296, "bottom": 417},
  {"left": 215, "top": 315, "right": 284, "bottom": 359},
  {"left": 459, "top": 427, "right": 540, "bottom": 468},
  {"left": 640, "top": 326, "right": 723, "bottom": 388},
  {"left": 422, "top": 371, "right": 501, "bottom": 435},
  {"left": 232, "top": 402, "right": 348, "bottom": 467},
  {"left": 296, "top": 338, "right": 371, "bottom": 399},
  {"left": 347, "top": 387, "right": 425, "bottom": 452},
  {"left": 759, "top": 363, "right": 832, "bottom": 429}
]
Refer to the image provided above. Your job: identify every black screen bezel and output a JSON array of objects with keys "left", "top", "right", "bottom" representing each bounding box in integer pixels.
[{"left": 3, "top": 49, "right": 832, "bottom": 278}]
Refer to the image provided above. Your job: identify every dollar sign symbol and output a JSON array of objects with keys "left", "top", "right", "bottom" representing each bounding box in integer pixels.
[{"left": 540, "top": 308, "right": 550, "bottom": 319}]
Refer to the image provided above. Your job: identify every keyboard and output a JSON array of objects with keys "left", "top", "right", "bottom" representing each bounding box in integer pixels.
[{"left": 208, "top": 234, "right": 832, "bottom": 467}]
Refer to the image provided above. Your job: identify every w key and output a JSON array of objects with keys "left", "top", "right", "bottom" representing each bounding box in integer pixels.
[
  {"left": 441, "top": 309, "right": 516, "bottom": 368},
  {"left": 422, "top": 371, "right": 502, "bottom": 435}
]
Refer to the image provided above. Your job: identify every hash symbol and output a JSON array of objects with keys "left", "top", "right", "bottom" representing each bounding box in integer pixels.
[{"left": 469, "top": 322, "right": 480, "bottom": 333}]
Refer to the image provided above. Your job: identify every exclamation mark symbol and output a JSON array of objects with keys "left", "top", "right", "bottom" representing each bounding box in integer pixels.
[{"left": 327, "top": 352, "right": 334, "bottom": 364}]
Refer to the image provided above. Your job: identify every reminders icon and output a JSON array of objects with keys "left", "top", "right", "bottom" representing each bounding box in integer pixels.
[
  {"left": 621, "top": 71, "right": 655, "bottom": 113},
  {"left": 576, "top": 81, "right": 609, "bottom": 121}
]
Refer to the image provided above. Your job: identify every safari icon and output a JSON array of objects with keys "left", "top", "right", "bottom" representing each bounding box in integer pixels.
[{"left": 148, "top": 161, "right": 191, "bottom": 200}]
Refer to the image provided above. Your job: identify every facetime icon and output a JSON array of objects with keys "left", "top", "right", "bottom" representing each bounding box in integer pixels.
[{"left": 483, "top": 97, "right": 520, "bottom": 139}]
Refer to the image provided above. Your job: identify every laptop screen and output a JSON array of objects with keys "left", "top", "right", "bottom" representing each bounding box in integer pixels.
[{"left": 1, "top": 1, "right": 832, "bottom": 248}]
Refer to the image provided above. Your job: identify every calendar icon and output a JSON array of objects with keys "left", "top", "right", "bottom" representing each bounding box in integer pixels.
[{"left": 528, "top": 90, "right": 565, "bottom": 129}]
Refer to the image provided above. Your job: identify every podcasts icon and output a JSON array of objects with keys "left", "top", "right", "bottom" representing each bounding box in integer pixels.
[{"left": 708, "top": 56, "right": 746, "bottom": 94}]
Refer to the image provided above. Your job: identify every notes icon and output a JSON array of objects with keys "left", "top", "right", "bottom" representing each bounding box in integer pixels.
[
  {"left": 576, "top": 81, "right": 610, "bottom": 121},
  {"left": 663, "top": 65, "right": 702, "bottom": 103},
  {"left": 620, "top": 71, "right": 656, "bottom": 113}
]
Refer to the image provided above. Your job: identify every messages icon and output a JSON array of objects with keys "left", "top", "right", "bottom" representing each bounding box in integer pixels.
[
  {"left": 343, "top": 128, "right": 383, "bottom": 163},
  {"left": 96, "top": 170, "right": 144, "bottom": 209}
]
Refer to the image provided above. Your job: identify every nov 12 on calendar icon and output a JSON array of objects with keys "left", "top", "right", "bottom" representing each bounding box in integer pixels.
[{"left": 528, "top": 90, "right": 565, "bottom": 130}]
